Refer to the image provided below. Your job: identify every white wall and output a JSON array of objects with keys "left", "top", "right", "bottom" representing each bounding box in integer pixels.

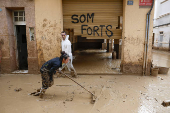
[
  {"left": 153, "top": 0, "right": 170, "bottom": 50},
  {"left": 153, "top": 25, "right": 170, "bottom": 49}
]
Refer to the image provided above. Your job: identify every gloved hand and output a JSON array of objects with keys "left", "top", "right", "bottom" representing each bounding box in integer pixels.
[{"left": 58, "top": 70, "right": 62, "bottom": 74}]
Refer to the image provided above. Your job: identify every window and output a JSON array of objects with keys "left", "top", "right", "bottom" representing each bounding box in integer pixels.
[
  {"left": 13, "top": 11, "right": 26, "bottom": 25},
  {"left": 160, "top": 31, "right": 163, "bottom": 35},
  {"left": 14, "top": 11, "right": 25, "bottom": 22},
  {"left": 29, "top": 27, "right": 35, "bottom": 41},
  {"left": 159, "top": 31, "right": 164, "bottom": 47}
]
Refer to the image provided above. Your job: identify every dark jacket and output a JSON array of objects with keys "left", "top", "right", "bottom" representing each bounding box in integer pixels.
[{"left": 40, "top": 57, "right": 62, "bottom": 75}]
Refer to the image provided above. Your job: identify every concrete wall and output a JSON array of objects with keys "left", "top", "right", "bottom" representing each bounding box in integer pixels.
[
  {"left": 154, "top": 0, "right": 170, "bottom": 26},
  {"left": 121, "top": 0, "right": 154, "bottom": 74},
  {"left": 154, "top": 0, "right": 170, "bottom": 20},
  {"left": 35, "top": 0, "right": 63, "bottom": 68},
  {"left": 6, "top": 8, "right": 17, "bottom": 72},
  {"left": 0, "top": 6, "right": 14, "bottom": 73},
  {"left": 0, "top": 0, "right": 38, "bottom": 73}
]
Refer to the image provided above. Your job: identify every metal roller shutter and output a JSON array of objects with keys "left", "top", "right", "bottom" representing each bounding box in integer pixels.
[{"left": 63, "top": 0, "right": 123, "bottom": 39}]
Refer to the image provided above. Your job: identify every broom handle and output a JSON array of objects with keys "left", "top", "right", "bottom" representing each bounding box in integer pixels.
[{"left": 61, "top": 72, "right": 95, "bottom": 96}]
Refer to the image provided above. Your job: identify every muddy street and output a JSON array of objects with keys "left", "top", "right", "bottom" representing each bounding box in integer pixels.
[
  {"left": 152, "top": 50, "right": 170, "bottom": 68},
  {"left": 73, "top": 50, "right": 121, "bottom": 74},
  {"left": 0, "top": 75, "right": 170, "bottom": 113},
  {"left": 0, "top": 50, "right": 170, "bottom": 113}
]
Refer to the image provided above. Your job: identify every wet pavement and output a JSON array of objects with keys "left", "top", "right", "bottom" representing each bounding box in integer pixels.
[
  {"left": 73, "top": 49, "right": 121, "bottom": 74},
  {"left": 72, "top": 49, "right": 170, "bottom": 74},
  {"left": 152, "top": 49, "right": 170, "bottom": 68},
  {"left": 0, "top": 73, "right": 170, "bottom": 113},
  {"left": 0, "top": 50, "right": 170, "bottom": 113}
]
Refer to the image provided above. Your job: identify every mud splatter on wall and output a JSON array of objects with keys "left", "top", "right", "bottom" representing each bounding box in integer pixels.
[
  {"left": 121, "top": 0, "right": 154, "bottom": 74},
  {"left": 0, "top": 0, "right": 38, "bottom": 73},
  {"left": 35, "top": 0, "right": 63, "bottom": 67}
]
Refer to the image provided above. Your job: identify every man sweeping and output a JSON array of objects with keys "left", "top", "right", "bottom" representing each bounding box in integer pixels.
[
  {"left": 61, "top": 31, "right": 77, "bottom": 77},
  {"left": 33, "top": 51, "right": 69, "bottom": 98}
]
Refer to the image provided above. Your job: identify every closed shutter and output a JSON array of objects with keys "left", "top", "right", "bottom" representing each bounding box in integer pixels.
[{"left": 63, "top": 0, "right": 123, "bottom": 39}]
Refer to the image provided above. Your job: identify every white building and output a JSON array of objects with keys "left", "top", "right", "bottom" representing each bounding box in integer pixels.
[{"left": 153, "top": 0, "right": 170, "bottom": 51}]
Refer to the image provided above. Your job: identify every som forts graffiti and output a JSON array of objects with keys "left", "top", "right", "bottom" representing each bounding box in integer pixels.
[{"left": 71, "top": 13, "right": 113, "bottom": 38}]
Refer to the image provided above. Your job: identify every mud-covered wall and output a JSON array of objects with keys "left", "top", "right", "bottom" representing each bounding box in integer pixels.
[
  {"left": 0, "top": 7, "right": 11, "bottom": 73},
  {"left": 0, "top": 0, "right": 38, "bottom": 73},
  {"left": 35, "top": 0, "right": 63, "bottom": 68},
  {"left": 121, "top": 0, "right": 154, "bottom": 74},
  {"left": 6, "top": 9, "right": 17, "bottom": 72}
]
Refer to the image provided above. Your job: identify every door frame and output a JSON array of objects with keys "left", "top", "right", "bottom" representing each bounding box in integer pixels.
[{"left": 13, "top": 10, "right": 27, "bottom": 69}]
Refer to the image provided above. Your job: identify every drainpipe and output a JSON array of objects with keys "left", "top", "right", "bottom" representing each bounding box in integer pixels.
[
  {"left": 143, "top": 14, "right": 149, "bottom": 76},
  {"left": 143, "top": 0, "right": 155, "bottom": 76}
]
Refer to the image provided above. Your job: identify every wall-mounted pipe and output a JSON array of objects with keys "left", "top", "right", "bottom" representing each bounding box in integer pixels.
[
  {"left": 143, "top": 0, "right": 155, "bottom": 76},
  {"left": 143, "top": 14, "right": 149, "bottom": 76}
]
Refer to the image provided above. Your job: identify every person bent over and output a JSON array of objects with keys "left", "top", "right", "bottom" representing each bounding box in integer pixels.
[{"left": 35, "top": 51, "right": 69, "bottom": 98}]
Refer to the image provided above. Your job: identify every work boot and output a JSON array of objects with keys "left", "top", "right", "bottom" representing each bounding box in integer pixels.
[
  {"left": 32, "top": 88, "right": 43, "bottom": 96},
  {"left": 33, "top": 92, "right": 40, "bottom": 96},
  {"left": 39, "top": 88, "right": 46, "bottom": 98},
  {"left": 37, "top": 88, "right": 41, "bottom": 92}
]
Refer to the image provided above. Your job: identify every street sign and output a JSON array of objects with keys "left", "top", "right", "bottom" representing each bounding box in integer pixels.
[{"left": 127, "top": 1, "right": 133, "bottom": 5}]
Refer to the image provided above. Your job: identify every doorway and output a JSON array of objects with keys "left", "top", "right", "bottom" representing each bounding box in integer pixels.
[
  {"left": 62, "top": 0, "right": 123, "bottom": 74},
  {"left": 16, "top": 25, "right": 28, "bottom": 70}
]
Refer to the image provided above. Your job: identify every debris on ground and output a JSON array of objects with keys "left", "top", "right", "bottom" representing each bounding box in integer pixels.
[
  {"left": 162, "top": 100, "right": 170, "bottom": 107},
  {"left": 14, "top": 88, "right": 22, "bottom": 92},
  {"left": 106, "top": 86, "right": 111, "bottom": 88},
  {"left": 111, "top": 68, "right": 116, "bottom": 70},
  {"left": 154, "top": 98, "right": 158, "bottom": 102},
  {"left": 65, "top": 98, "right": 73, "bottom": 101}
]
